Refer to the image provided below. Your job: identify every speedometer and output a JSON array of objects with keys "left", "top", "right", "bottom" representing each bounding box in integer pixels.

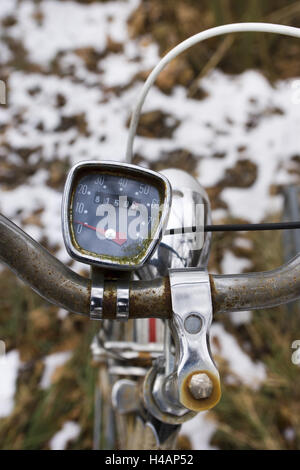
[{"left": 62, "top": 161, "right": 171, "bottom": 270}]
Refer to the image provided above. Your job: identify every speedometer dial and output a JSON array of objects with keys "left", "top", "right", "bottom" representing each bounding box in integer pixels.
[{"left": 62, "top": 161, "right": 171, "bottom": 270}]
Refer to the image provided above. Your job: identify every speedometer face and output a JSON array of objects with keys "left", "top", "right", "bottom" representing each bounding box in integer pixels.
[
  {"left": 71, "top": 172, "right": 161, "bottom": 260},
  {"left": 62, "top": 161, "right": 171, "bottom": 269}
]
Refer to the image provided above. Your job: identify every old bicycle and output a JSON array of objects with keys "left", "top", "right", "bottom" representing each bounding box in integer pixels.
[{"left": 1, "top": 23, "right": 300, "bottom": 449}]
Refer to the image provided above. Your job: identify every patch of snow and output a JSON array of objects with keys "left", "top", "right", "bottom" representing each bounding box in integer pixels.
[
  {"left": 283, "top": 427, "right": 295, "bottom": 442},
  {"left": 132, "top": 69, "right": 300, "bottom": 222},
  {"left": 101, "top": 54, "right": 141, "bottom": 87},
  {"left": 40, "top": 351, "right": 72, "bottom": 390},
  {"left": 221, "top": 250, "right": 252, "bottom": 274},
  {"left": 233, "top": 237, "right": 253, "bottom": 250},
  {"left": 0, "top": 175, "right": 63, "bottom": 250},
  {"left": 221, "top": 188, "right": 283, "bottom": 223},
  {"left": 211, "top": 323, "right": 266, "bottom": 389},
  {"left": 0, "top": 0, "right": 17, "bottom": 18},
  {"left": 0, "top": 41, "right": 12, "bottom": 64},
  {"left": 49, "top": 421, "right": 80, "bottom": 450},
  {"left": 57, "top": 309, "right": 69, "bottom": 320},
  {"left": 0, "top": 13, "right": 299, "bottom": 260},
  {"left": 0, "top": 350, "right": 21, "bottom": 418},
  {"left": 212, "top": 208, "right": 228, "bottom": 222},
  {"left": 10, "top": 0, "right": 139, "bottom": 65},
  {"left": 180, "top": 411, "right": 217, "bottom": 450},
  {"left": 101, "top": 42, "right": 159, "bottom": 88},
  {"left": 230, "top": 310, "right": 252, "bottom": 326}
]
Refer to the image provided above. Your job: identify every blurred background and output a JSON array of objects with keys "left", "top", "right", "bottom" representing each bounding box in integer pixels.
[{"left": 0, "top": 0, "right": 300, "bottom": 450}]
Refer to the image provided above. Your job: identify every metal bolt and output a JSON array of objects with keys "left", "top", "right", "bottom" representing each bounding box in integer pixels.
[
  {"left": 184, "top": 313, "right": 202, "bottom": 334},
  {"left": 188, "top": 373, "right": 213, "bottom": 399}
]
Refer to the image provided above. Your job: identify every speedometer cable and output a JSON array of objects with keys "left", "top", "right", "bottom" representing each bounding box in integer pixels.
[{"left": 165, "top": 221, "right": 300, "bottom": 235}]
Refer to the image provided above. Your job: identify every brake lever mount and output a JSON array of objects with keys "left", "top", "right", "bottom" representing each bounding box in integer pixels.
[
  {"left": 143, "top": 268, "right": 221, "bottom": 424},
  {"left": 169, "top": 268, "right": 221, "bottom": 412}
]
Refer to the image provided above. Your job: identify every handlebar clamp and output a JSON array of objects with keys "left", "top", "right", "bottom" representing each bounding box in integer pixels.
[{"left": 90, "top": 267, "right": 129, "bottom": 321}]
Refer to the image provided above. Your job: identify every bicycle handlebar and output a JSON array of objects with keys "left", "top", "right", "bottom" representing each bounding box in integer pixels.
[
  {"left": 210, "top": 255, "right": 300, "bottom": 314},
  {"left": 0, "top": 214, "right": 91, "bottom": 315},
  {"left": 1, "top": 213, "right": 299, "bottom": 318}
]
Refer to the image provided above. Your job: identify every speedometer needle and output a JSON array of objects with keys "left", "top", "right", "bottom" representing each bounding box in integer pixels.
[{"left": 74, "top": 221, "right": 127, "bottom": 246}]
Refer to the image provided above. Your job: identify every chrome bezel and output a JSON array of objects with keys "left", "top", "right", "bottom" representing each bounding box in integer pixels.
[{"left": 62, "top": 160, "right": 171, "bottom": 270}]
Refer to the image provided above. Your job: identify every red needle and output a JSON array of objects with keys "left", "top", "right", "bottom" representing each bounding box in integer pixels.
[{"left": 74, "top": 221, "right": 127, "bottom": 246}]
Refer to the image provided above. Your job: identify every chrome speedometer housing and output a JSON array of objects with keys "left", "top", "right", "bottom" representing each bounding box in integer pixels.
[{"left": 62, "top": 161, "right": 171, "bottom": 270}]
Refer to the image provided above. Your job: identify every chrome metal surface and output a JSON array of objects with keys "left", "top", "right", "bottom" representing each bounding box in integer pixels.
[
  {"left": 143, "top": 362, "right": 196, "bottom": 424},
  {"left": 91, "top": 336, "right": 107, "bottom": 362},
  {"left": 151, "top": 359, "right": 188, "bottom": 418},
  {"left": 184, "top": 314, "right": 202, "bottom": 334},
  {"left": 108, "top": 366, "right": 148, "bottom": 376},
  {"left": 90, "top": 267, "right": 104, "bottom": 320},
  {"left": 62, "top": 160, "right": 171, "bottom": 270},
  {"left": 91, "top": 336, "right": 165, "bottom": 362},
  {"left": 111, "top": 379, "right": 140, "bottom": 414},
  {"left": 137, "top": 168, "right": 212, "bottom": 280},
  {"left": 116, "top": 280, "right": 129, "bottom": 321},
  {"left": 169, "top": 268, "right": 221, "bottom": 412},
  {"left": 164, "top": 321, "right": 172, "bottom": 376},
  {"left": 104, "top": 341, "right": 164, "bottom": 353}
]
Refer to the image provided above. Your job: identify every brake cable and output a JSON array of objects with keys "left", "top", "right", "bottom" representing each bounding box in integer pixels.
[{"left": 165, "top": 221, "right": 300, "bottom": 235}]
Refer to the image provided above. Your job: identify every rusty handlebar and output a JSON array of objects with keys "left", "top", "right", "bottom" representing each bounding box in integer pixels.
[{"left": 1, "top": 214, "right": 300, "bottom": 318}]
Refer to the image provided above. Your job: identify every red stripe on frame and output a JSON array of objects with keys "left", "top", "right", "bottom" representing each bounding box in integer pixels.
[{"left": 149, "top": 318, "right": 156, "bottom": 343}]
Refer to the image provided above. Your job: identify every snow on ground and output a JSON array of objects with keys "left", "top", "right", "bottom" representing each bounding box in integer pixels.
[
  {"left": 233, "top": 237, "right": 253, "bottom": 250},
  {"left": 8, "top": 0, "right": 140, "bottom": 65},
  {"left": 40, "top": 351, "right": 72, "bottom": 390},
  {"left": 0, "top": 0, "right": 299, "bottom": 450},
  {"left": 211, "top": 323, "right": 266, "bottom": 389},
  {"left": 49, "top": 420, "right": 80, "bottom": 450},
  {"left": 229, "top": 310, "right": 252, "bottom": 326},
  {"left": 1, "top": 69, "right": 298, "bottom": 249},
  {"left": 181, "top": 411, "right": 217, "bottom": 450},
  {"left": 221, "top": 250, "right": 253, "bottom": 274},
  {"left": 0, "top": 3, "right": 299, "bottom": 248},
  {"left": 0, "top": 350, "right": 20, "bottom": 418}
]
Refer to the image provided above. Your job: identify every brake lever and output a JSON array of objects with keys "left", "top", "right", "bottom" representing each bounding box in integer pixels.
[{"left": 169, "top": 268, "right": 221, "bottom": 412}]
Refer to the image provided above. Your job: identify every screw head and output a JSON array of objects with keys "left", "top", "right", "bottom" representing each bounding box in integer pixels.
[
  {"left": 184, "top": 314, "right": 202, "bottom": 334},
  {"left": 188, "top": 373, "right": 213, "bottom": 399}
]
